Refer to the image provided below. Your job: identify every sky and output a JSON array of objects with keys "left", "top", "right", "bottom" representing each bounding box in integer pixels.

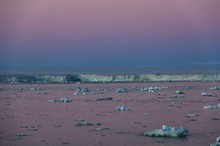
[{"left": 0, "top": 0, "right": 220, "bottom": 67}]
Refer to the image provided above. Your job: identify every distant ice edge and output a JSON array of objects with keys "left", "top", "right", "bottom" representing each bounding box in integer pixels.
[{"left": 0, "top": 74, "right": 220, "bottom": 83}]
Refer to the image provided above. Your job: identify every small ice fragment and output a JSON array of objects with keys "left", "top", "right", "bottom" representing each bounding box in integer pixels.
[
  {"left": 115, "top": 106, "right": 130, "bottom": 111},
  {"left": 115, "top": 88, "right": 128, "bottom": 93}
]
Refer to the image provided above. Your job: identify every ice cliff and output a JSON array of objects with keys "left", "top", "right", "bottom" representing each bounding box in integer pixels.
[{"left": 0, "top": 74, "right": 220, "bottom": 83}]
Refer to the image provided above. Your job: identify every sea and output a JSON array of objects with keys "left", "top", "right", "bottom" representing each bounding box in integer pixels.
[{"left": 0, "top": 63, "right": 220, "bottom": 75}]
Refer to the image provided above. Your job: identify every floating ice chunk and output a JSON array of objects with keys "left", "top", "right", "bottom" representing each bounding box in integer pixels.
[
  {"left": 48, "top": 99, "right": 59, "bottom": 103},
  {"left": 203, "top": 103, "right": 220, "bottom": 109},
  {"left": 76, "top": 87, "right": 89, "bottom": 93},
  {"left": 74, "top": 87, "right": 89, "bottom": 95},
  {"left": 210, "top": 136, "right": 220, "bottom": 146},
  {"left": 16, "top": 133, "right": 29, "bottom": 139},
  {"left": 176, "top": 90, "right": 184, "bottom": 94},
  {"left": 144, "top": 125, "right": 189, "bottom": 138},
  {"left": 210, "top": 86, "right": 220, "bottom": 90},
  {"left": 38, "top": 92, "right": 48, "bottom": 95},
  {"left": 217, "top": 137, "right": 220, "bottom": 143},
  {"left": 97, "top": 97, "right": 113, "bottom": 101},
  {"left": 49, "top": 97, "right": 72, "bottom": 103},
  {"left": 115, "top": 88, "right": 128, "bottom": 93},
  {"left": 59, "top": 97, "right": 72, "bottom": 103},
  {"left": 187, "top": 113, "right": 197, "bottom": 118},
  {"left": 29, "top": 87, "right": 41, "bottom": 91},
  {"left": 115, "top": 106, "right": 130, "bottom": 111},
  {"left": 74, "top": 92, "right": 86, "bottom": 95},
  {"left": 141, "top": 86, "right": 168, "bottom": 92},
  {"left": 75, "top": 119, "right": 95, "bottom": 127},
  {"left": 20, "top": 125, "right": 28, "bottom": 128},
  {"left": 16, "top": 133, "right": 29, "bottom": 137},
  {"left": 201, "top": 92, "right": 212, "bottom": 96},
  {"left": 144, "top": 113, "right": 149, "bottom": 116}
]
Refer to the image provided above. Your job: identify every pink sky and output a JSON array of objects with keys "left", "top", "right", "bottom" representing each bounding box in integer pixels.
[{"left": 0, "top": 0, "right": 220, "bottom": 67}]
